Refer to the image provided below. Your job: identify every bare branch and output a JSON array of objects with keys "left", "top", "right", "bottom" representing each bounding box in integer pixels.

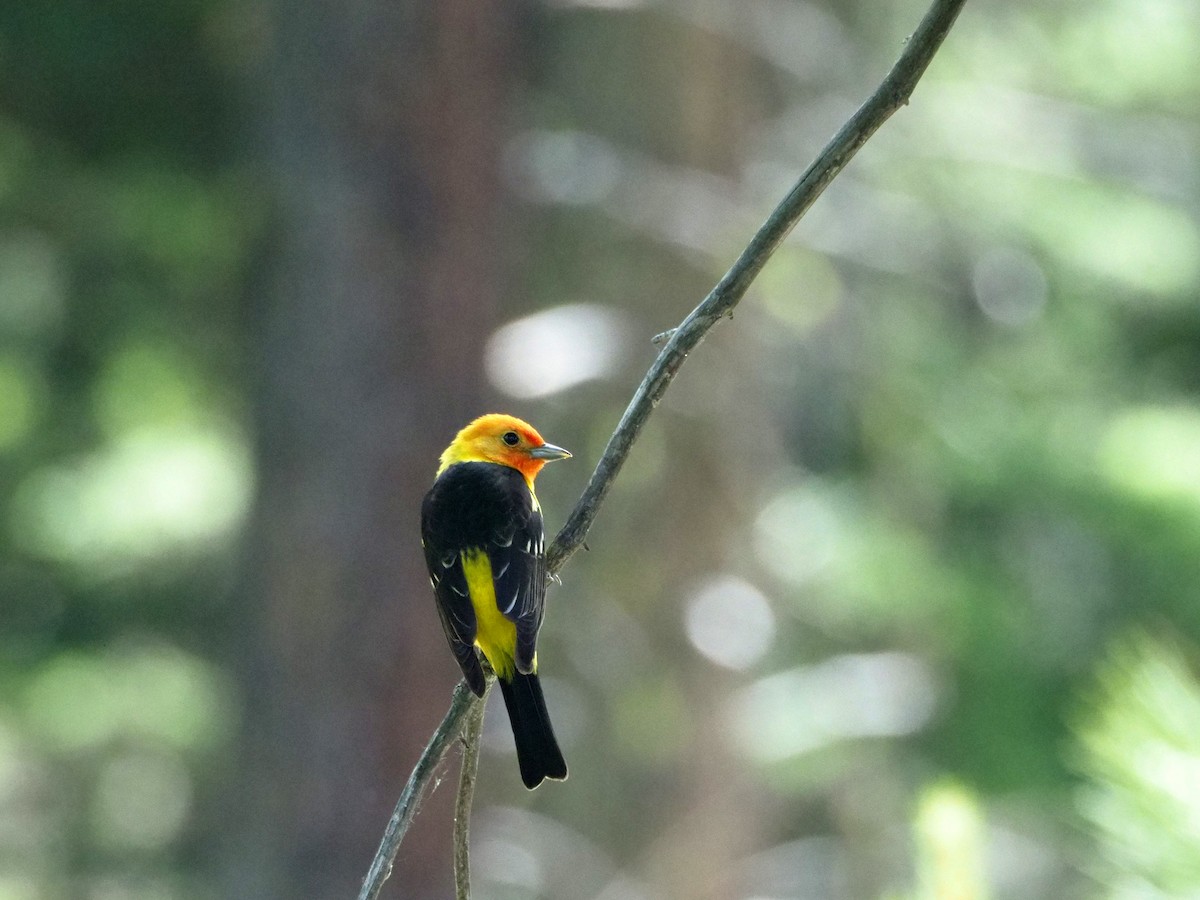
[
  {"left": 357, "top": 683, "right": 480, "bottom": 900},
  {"left": 545, "top": 0, "right": 967, "bottom": 575},
  {"left": 453, "top": 688, "right": 488, "bottom": 900},
  {"left": 359, "top": 0, "right": 967, "bottom": 895}
]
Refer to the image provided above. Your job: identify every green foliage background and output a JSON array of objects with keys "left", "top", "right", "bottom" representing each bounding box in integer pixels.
[{"left": 2, "top": 0, "right": 1200, "bottom": 898}]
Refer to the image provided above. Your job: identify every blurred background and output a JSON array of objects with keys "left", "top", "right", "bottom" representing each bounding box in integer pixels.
[{"left": 2, "top": 0, "right": 1200, "bottom": 897}]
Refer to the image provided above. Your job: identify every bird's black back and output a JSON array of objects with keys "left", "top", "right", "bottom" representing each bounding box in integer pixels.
[{"left": 421, "top": 461, "right": 547, "bottom": 693}]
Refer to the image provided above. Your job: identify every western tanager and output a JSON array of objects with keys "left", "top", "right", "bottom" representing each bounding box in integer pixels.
[{"left": 421, "top": 414, "right": 571, "bottom": 789}]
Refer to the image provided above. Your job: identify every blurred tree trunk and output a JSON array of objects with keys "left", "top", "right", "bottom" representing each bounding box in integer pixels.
[{"left": 220, "top": 2, "right": 519, "bottom": 897}]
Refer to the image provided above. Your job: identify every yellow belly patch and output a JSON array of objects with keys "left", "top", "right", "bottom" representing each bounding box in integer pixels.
[{"left": 461, "top": 548, "right": 517, "bottom": 680}]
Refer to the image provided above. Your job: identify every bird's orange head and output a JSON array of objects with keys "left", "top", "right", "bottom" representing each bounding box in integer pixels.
[{"left": 437, "top": 414, "right": 572, "bottom": 482}]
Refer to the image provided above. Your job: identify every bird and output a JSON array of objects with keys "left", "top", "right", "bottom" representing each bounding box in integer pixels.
[{"left": 420, "top": 413, "right": 572, "bottom": 789}]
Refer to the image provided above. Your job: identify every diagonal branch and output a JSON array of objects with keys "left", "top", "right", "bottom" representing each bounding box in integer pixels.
[
  {"left": 546, "top": 0, "right": 967, "bottom": 574},
  {"left": 357, "top": 683, "right": 479, "bottom": 900},
  {"left": 358, "top": 1, "right": 967, "bottom": 897},
  {"left": 453, "top": 684, "right": 488, "bottom": 899}
]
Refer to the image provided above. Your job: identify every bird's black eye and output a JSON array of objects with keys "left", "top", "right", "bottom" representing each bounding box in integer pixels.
[{"left": 502, "top": 431, "right": 520, "bottom": 446}]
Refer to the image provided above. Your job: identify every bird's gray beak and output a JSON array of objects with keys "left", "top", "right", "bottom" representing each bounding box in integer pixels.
[{"left": 529, "top": 442, "right": 572, "bottom": 461}]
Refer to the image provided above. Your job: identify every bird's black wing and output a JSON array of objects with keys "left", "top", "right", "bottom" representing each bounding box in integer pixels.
[
  {"left": 488, "top": 496, "right": 546, "bottom": 675},
  {"left": 421, "top": 471, "right": 484, "bottom": 695},
  {"left": 421, "top": 462, "right": 549, "bottom": 689}
]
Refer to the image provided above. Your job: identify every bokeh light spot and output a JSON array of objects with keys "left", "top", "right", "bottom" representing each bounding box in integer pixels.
[
  {"left": 757, "top": 249, "right": 843, "bottom": 336},
  {"left": 1098, "top": 405, "right": 1200, "bottom": 510},
  {"left": 731, "top": 653, "right": 938, "bottom": 761},
  {"left": 753, "top": 484, "right": 845, "bottom": 587},
  {"left": 971, "top": 245, "right": 1048, "bottom": 327},
  {"left": 92, "top": 749, "right": 192, "bottom": 851},
  {"left": 504, "top": 130, "right": 623, "bottom": 205},
  {"left": 23, "top": 646, "right": 234, "bottom": 753},
  {"left": 10, "top": 427, "right": 252, "bottom": 578},
  {"left": 486, "top": 304, "right": 629, "bottom": 399},
  {"left": 684, "top": 575, "right": 776, "bottom": 670}
]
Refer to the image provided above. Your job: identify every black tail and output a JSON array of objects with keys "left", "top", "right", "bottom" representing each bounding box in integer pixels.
[{"left": 497, "top": 671, "right": 567, "bottom": 789}]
